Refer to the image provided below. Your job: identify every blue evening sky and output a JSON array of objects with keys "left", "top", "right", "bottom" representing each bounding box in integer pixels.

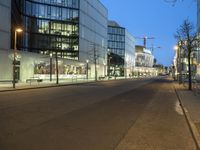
[{"left": 100, "top": 0, "right": 196, "bottom": 66}]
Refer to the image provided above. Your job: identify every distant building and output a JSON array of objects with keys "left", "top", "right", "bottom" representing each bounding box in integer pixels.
[
  {"left": 197, "top": 0, "right": 200, "bottom": 77},
  {"left": 107, "top": 21, "right": 135, "bottom": 77},
  {"left": 135, "top": 45, "right": 154, "bottom": 68},
  {"left": 197, "top": 0, "right": 200, "bottom": 33},
  {"left": 134, "top": 45, "right": 157, "bottom": 77}
]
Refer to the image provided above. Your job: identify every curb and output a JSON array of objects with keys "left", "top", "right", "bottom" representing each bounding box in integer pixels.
[
  {"left": 174, "top": 85, "right": 200, "bottom": 150},
  {"left": 0, "top": 77, "right": 148, "bottom": 93},
  {"left": 0, "top": 78, "right": 139, "bottom": 92},
  {"left": 0, "top": 81, "right": 96, "bottom": 92},
  {"left": 183, "top": 107, "right": 200, "bottom": 150}
]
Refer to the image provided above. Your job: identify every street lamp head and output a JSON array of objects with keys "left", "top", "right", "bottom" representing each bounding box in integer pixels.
[
  {"left": 50, "top": 53, "right": 53, "bottom": 57},
  {"left": 16, "top": 28, "right": 23, "bottom": 33},
  {"left": 86, "top": 59, "right": 89, "bottom": 63},
  {"left": 173, "top": 45, "right": 178, "bottom": 51}
]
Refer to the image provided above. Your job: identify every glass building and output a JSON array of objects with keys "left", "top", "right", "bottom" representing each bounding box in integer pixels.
[
  {"left": 10, "top": 0, "right": 108, "bottom": 80},
  {"left": 0, "top": 0, "right": 12, "bottom": 80},
  {"left": 12, "top": 0, "right": 107, "bottom": 61},
  {"left": 79, "top": 0, "right": 107, "bottom": 65},
  {"left": 108, "top": 21, "right": 135, "bottom": 77},
  {"left": 0, "top": 0, "right": 11, "bottom": 51},
  {"left": 134, "top": 45, "right": 156, "bottom": 77},
  {"left": 135, "top": 45, "right": 154, "bottom": 68},
  {"left": 12, "top": 0, "right": 80, "bottom": 59}
]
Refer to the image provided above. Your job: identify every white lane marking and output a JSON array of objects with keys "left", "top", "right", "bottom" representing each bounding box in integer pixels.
[{"left": 175, "top": 100, "right": 184, "bottom": 115}]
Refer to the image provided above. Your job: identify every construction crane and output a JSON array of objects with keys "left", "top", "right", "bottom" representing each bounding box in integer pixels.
[
  {"left": 147, "top": 45, "right": 161, "bottom": 53},
  {"left": 134, "top": 36, "right": 155, "bottom": 48}
]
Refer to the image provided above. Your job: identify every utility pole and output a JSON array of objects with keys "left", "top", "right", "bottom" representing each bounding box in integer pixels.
[
  {"left": 94, "top": 45, "right": 97, "bottom": 81},
  {"left": 13, "top": 28, "right": 23, "bottom": 88},
  {"left": 50, "top": 52, "right": 52, "bottom": 82},
  {"left": 56, "top": 51, "right": 59, "bottom": 84},
  {"left": 86, "top": 59, "right": 89, "bottom": 80}
]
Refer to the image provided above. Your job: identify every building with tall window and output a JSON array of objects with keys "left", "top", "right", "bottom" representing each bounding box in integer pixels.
[
  {"left": 0, "top": 0, "right": 108, "bottom": 82},
  {"left": 0, "top": 0, "right": 11, "bottom": 51},
  {"left": 0, "top": 0, "right": 12, "bottom": 80},
  {"left": 107, "top": 21, "right": 135, "bottom": 77}
]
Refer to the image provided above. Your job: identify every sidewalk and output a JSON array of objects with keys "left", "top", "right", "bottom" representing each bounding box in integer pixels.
[
  {"left": 0, "top": 79, "right": 95, "bottom": 92},
  {"left": 174, "top": 82, "right": 200, "bottom": 149},
  {"left": 0, "top": 77, "right": 138, "bottom": 92}
]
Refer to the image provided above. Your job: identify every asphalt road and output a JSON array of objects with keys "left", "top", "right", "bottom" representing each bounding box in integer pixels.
[{"left": 0, "top": 78, "right": 196, "bottom": 150}]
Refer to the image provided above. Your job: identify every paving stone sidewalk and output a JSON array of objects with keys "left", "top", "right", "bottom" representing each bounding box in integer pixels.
[
  {"left": 0, "top": 79, "right": 94, "bottom": 92},
  {"left": 174, "top": 83, "right": 200, "bottom": 149}
]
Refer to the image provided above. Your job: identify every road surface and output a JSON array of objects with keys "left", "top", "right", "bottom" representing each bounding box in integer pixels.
[{"left": 0, "top": 78, "right": 196, "bottom": 150}]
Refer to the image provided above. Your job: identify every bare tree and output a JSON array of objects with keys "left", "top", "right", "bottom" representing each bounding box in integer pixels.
[
  {"left": 175, "top": 19, "right": 199, "bottom": 90},
  {"left": 164, "top": 0, "right": 196, "bottom": 6},
  {"left": 164, "top": 0, "right": 183, "bottom": 6}
]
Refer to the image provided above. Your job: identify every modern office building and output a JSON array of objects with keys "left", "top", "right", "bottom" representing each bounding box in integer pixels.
[
  {"left": 0, "top": 0, "right": 11, "bottom": 51},
  {"left": 0, "top": 0, "right": 12, "bottom": 80},
  {"left": 134, "top": 45, "right": 157, "bottom": 77},
  {"left": 0, "top": 0, "right": 108, "bottom": 82},
  {"left": 107, "top": 21, "right": 135, "bottom": 77}
]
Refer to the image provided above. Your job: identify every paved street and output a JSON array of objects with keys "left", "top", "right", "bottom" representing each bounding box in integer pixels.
[{"left": 0, "top": 78, "right": 197, "bottom": 150}]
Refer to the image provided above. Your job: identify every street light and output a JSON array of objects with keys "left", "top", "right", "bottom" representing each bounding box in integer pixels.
[
  {"left": 174, "top": 44, "right": 182, "bottom": 83},
  {"left": 50, "top": 53, "right": 53, "bottom": 82},
  {"left": 86, "top": 59, "right": 89, "bottom": 80},
  {"left": 108, "top": 56, "right": 112, "bottom": 80},
  {"left": 103, "top": 61, "right": 106, "bottom": 77},
  {"left": 13, "top": 28, "right": 23, "bottom": 88}
]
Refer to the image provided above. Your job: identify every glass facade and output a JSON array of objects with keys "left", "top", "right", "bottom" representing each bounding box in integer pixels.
[
  {"left": 12, "top": 0, "right": 107, "bottom": 63},
  {"left": 79, "top": 0, "right": 108, "bottom": 65},
  {"left": 12, "top": 0, "right": 79, "bottom": 60},
  {"left": 108, "top": 24, "right": 125, "bottom": 76},
  {"left": 135, "top": 46, "right": 154, "bottom": 67},
  {"left": 108, "top": 21, "right": 135, "bottom": 77},
  {"left": 125, "top": 30, "right": 135, "bottom": 76},
  {"left": 0, "top": 0, "right": 11, "bottom": 51}
]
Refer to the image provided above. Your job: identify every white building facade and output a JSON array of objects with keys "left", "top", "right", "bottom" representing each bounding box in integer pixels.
[{"left": 134, "top": 45, "right": 157, "bottom": 77}]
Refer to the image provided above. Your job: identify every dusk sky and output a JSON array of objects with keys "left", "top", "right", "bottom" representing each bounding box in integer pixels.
[{"left": 101, "top": 0, "right": 197, "bottom": 66}]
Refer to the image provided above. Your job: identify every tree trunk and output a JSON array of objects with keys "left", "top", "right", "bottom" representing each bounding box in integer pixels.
[{"left": 188, "top": 51, "right": 192, "bottom": 90}]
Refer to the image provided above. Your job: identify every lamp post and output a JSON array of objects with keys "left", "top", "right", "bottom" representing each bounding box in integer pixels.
[
  {"left": 103, "top": 62, "right": 106, "bottom": 77},
  {"left": 174, "top": 45, "right": 179, "bottom": 81},
  {"left": 55, "top": 51, "right": 59, "bottom": 84},
  {"left": 174, "top": 44, "right": 182, "bottom": 83},
  {"left": 86, "top": 59, "right": 89, "bottom": 80},
  {"left": 13, "top": 28, "right": 23, "bottom": 88},
  {"left": 50, "top": 53, "right": 52, "bottom": 82},
  {"left": 108, "top": 56, "right": 112, "bottom": 80}
]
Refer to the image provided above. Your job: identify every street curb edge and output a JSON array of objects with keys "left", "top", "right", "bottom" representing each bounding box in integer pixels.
[
  {"left": 183, "top": 106, "right": 200, "bottom": 150},
  {"left": 174, "top": 84, "right": 200, "bottom": 150}
]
